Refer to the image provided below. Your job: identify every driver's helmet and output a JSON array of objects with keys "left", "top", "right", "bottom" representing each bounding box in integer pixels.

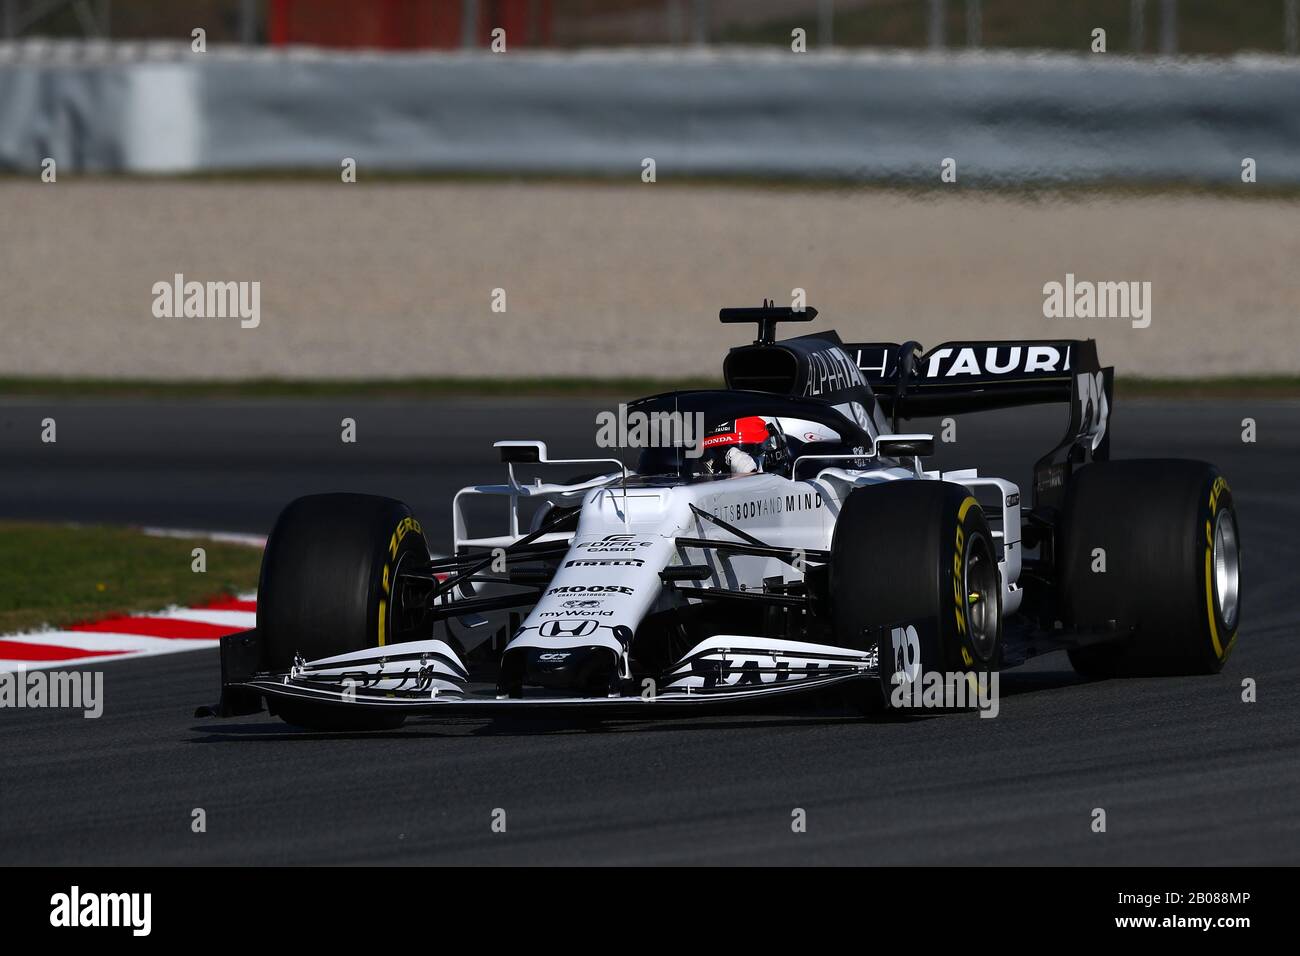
[{"left": 696, "top": 416, "right": 790, "bottom": 478}]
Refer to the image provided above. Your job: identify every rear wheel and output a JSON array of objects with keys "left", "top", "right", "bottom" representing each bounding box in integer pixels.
[
  {"left": 1058, "top": 460, "right": 1240, "bottom": 678},
  {"left": 257, "top": 493, "right": 432, "bottom": 729},
  {"left": 830, "top": 480, "right": 1002, "bottom": 714}
]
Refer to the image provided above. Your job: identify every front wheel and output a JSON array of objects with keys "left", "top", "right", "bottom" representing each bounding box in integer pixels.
[
  {"left": 830, "top": 480, "right": 1002, "bottom": 714},
  {"left": 257, "top": 493, "right": 433, "bottom": 730}
]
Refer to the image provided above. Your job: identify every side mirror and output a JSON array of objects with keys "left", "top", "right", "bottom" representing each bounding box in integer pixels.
[
  {"left": 495, "top": 440, "right": 547, "bottom": 464},
  {"left": 876, "top": 433, "right": 934, "bottom": 458}
]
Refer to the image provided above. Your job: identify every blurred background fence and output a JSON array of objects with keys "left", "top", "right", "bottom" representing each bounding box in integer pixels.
[
  {"left": 1, "top": 2, "right": 1298, "bottom": 182},
  {"left": 3, "top": 44, "right": 1299, "bottom": 182},
  {"left": 1, "top": 0, "right": 1299, "bottom": 53}
]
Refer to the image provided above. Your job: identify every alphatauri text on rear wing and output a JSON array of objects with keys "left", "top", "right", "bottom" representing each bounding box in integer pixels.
[{"left": 845, "top": 339, "right": 1092, "bottom": 414}]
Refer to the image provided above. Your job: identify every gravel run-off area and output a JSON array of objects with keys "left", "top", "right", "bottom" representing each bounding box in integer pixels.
[{"left": 3, "top": 181, "right": 1296, "bottom": 381}]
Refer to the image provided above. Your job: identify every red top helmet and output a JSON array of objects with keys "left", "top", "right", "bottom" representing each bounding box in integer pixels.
[
  {"left": 701, "top": 416, "right": 771, "bottom": 452},
  {"left": 697, "top": 416, "right": 788, "bottom": 477}
]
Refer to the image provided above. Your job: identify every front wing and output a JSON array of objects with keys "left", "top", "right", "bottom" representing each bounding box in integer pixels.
[{"left": 208, "top": 630, "right": 880, "bottom": 718}]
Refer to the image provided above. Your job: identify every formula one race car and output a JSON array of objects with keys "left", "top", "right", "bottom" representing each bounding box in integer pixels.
[{"left": 205, "top": 305, "right": 1242, "bottom": 729}]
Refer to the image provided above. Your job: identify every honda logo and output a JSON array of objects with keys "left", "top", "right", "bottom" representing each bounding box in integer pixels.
[{"left": 540, "top": 619, "right": 599, "bottom": 638}]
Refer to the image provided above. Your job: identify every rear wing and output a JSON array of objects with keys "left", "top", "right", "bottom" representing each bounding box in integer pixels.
[
  {"left": 843, "top": 339, "right": 1114, "bottom": 510},
  {"left": 845, "top": 339, "right": 1094, "bottom": 414}
]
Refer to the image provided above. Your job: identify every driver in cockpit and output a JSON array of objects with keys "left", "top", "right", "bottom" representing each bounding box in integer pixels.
[{"left": 696, "top": 416, "right": 790, "bottom": 478}]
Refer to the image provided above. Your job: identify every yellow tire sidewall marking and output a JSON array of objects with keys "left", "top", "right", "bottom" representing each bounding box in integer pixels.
[
  {"left": 1205, "top": 478, "right": 1233, "bottom": 662},
  {"left": 378, "top": 516, "right": 423, "bottom": 648},
  {"left": 952, "top": 496, "right": 979, "bottom": 659}
]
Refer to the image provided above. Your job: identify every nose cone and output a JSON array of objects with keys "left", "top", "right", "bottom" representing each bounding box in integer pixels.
[
  {"left": 499, "top": 642, "right": 625, "bottom": 697},
  {"left": 500, "top": 525, "right": 679, "bottom": 696}
]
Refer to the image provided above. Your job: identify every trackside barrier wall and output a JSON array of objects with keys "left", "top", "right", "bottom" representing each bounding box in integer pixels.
[{"left": 1, "top": 44, "right": 1299, "bottom": 181}]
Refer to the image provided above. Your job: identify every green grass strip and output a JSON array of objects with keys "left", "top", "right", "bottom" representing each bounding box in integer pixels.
[{"left": 0, "top": 522, "right": 262, "bottom": 634}]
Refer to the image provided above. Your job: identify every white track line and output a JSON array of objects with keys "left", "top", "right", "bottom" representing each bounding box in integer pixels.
[
  {"left": 1, "top": 631, "right": 215, "bottom": 653},
  {"left": 0, "top": 563, "right": 442, "bottom": 674},
  {"left": 153, "top": 608, "right": 258, "bottom": 629},
  {"left": 141, "top": 527, "right": 268, "bottom": 548},
  {"left": 0, "top": 635, "right": 217, "bottom": 672}
]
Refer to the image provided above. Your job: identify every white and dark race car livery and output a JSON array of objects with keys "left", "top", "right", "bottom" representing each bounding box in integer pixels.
[{"left": 202, "top": 304, "right": 1242, "bottom": 729}]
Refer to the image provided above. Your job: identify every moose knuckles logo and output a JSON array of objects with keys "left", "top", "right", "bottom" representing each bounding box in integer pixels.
[{"left": 547, "top": 585, "right": 634, "bottom": 596}]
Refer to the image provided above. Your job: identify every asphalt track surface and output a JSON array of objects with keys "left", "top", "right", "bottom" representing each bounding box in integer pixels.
[{"left": 0, "top": 397, "right": 1296, "bottom": 864}]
